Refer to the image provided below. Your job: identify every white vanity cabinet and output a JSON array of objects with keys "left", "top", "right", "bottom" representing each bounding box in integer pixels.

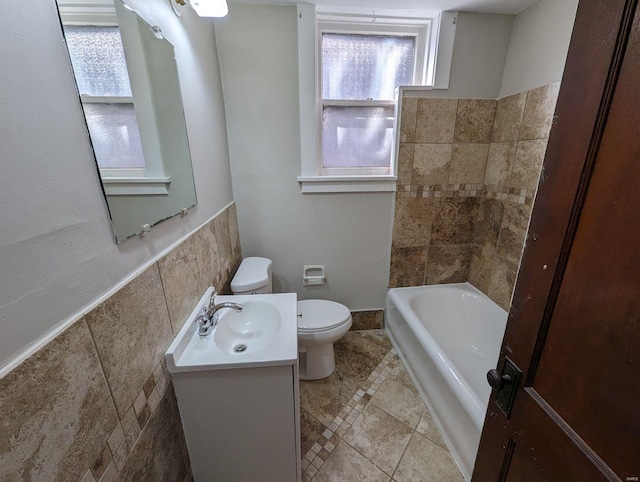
[
  {"left": 165, "top": 291, "right": 300, "bottom": 482},
  {"left": 172, "top": 363, "right": 300, "bottom": 481}
]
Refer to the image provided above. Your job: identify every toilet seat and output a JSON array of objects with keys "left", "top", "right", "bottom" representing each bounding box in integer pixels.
[{"left": 297, "top": 299, "right": 351, "bottom": 333}]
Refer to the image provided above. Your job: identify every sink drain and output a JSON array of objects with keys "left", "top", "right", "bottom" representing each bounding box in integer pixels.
[{"left": 234, "top": 344, "right": 247, "bottom": 353}]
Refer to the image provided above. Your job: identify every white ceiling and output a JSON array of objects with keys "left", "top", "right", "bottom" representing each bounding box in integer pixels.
[{"left": 229, "top": 0, "right": 539, "bottom": 15}]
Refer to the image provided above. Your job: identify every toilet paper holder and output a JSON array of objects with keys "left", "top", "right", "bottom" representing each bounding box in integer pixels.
[{"left": 303, "top": 265, "right": 326, "bottom": 286}]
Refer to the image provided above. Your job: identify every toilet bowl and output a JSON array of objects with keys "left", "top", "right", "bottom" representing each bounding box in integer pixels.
[
  {"left": 231, "top": 257, "right": 352, "bottom": 380},
  {"left": 297, "top": 299, "right": 352, "bottom": 380}
]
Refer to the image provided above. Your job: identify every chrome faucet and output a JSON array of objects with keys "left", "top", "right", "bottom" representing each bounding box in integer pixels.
[{"left": 194, "top": 289, "right": 244, "bottom": 337}]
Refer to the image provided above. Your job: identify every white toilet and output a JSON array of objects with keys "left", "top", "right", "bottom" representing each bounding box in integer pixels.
[{"left": 231, "top": 257, "right": 352, "bottom": 380}]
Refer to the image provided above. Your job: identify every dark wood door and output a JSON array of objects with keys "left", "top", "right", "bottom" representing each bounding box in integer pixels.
[{"left": 473, "top": 1, "right": 640, "bottom": 480}]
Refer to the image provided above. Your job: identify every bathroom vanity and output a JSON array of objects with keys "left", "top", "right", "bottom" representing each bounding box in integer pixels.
[{"left": 166, "top": 289, "right": 300, "bottom": 481}]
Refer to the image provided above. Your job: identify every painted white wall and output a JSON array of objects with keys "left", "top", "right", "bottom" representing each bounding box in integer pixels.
[
  {"left": 499, "top": 0, "right": 579, "bottom": 97},
  {"left": 404, "top": 12, "right": 514, "bottom": 99},
  {"left": 0, "top": 0, "right": 233, "bottom": 371},
  {"left": 215, "top": 4, "right": 394, "bottom": 310}
]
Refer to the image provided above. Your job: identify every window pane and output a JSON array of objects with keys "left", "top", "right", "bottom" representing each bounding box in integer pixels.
[
  {"left": 322, "top": 106, "right": 394, "bottom": 168},
  {"left": 65, "top": 26, "right": 132, "bottom": 97},
  {"left": 83, "top": 103, "right": 145, "bottom": 169},
  {"left": 322, "top": 33, "right": 415, "bottom": 101}
]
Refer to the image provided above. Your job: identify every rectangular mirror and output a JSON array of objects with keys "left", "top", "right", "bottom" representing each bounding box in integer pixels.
[{"left": 57, "top": 0, "right": 197, "bottom": 243}]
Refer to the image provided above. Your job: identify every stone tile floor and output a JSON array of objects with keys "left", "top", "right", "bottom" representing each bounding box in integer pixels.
[{"left": 299, "top": 330, "right": 465, "bottom": 482}]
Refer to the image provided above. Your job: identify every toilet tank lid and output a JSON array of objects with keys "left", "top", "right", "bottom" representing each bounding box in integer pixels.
[{"left": 231, "top": 257, "right": 272, "bottom": 292}]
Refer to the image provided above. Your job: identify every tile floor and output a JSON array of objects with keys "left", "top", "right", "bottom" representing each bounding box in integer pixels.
[{"left": 299, "top": 330, "right": 465, "bottom": 482}]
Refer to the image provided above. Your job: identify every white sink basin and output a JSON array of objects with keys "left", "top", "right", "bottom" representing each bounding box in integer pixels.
[
  {"left": 214, "top": 300, "right": 281, "bottom": 355},
  {"left": 165, "top": 288, "right": 298, "bottom": 372}
]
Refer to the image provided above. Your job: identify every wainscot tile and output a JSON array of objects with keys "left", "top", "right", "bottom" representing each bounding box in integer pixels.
[
  {"left": 192, "top": 219, "right": 221, "bottom": 290},
  {"left": 214, "top": 207, "right": 233, "bottom": 275},
  {"left": 413, "top": 144, "right": 452, "bottom": 185},
  {"left": 85, "top": 264, "right": 174, "bottom": 419},
  {"left": 473, "top": 198, "right": 504, "bottom": 247},
  {"left": 0, "top": 319, "right": 118, "bottom": 481},
  {"left": 157, "top": 236, "right": 204, "bottom": 335},
  {"left": 228, "top": 203, "right": 242, "bottom": 259},
  {"left": 114, "top": 388, "right": 191, "bottom": 482},
  {"left": 492, "top": 92, "right": 527, "bottom": 142},
  {"left": 350, "top": 310, "right": 384, "bottom": 331},
  {"left": 415, "top": 98, "right": 458, "bottom": 143},
  {"left": 454, "top": 99, "right": 496, "bottom": 143}
]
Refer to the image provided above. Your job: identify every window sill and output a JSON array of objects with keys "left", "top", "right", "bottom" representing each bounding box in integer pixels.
[
  {"left": 297, "top": 175, "right": 398, "bottom": 193},
  {"left": 101, "top": 176, "right": 171, "bottom": 196}
]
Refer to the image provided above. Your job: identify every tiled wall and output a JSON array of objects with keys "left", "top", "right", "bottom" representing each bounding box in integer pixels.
[
  {"left": 0, "top": 203, "right": 242, "bottom": 481},
  {"left": 390, "top": 84, "right": 559, "bottom": 310}
]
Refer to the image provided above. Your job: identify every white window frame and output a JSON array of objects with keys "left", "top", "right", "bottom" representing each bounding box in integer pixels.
[
  {"left": 297, "top": 7, "right": 445, "bottom": 194},
  {"left": 58, "top": 1, "right": 171, "bottom": 196}
]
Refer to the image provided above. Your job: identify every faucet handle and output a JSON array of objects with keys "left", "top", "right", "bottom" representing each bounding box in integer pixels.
[{"left": 207, "top": 288, "right": 218, "bottom": 313}]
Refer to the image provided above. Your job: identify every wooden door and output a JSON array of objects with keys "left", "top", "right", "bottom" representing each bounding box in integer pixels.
[{"left": 473, "top": 1, "right": 640, "bottom": 480}]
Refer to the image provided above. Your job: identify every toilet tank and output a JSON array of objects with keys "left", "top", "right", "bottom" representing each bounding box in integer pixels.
[{"left": 231, "top": 257, "right": 273, "bottom": 295}]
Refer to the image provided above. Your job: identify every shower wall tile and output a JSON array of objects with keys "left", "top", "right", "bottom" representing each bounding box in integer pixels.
[
  {"left": 413, "top": 144, "right": 452, "bottom": 185},
  {"left": 468, "top": 244, "right": 495, "bottom": 295},
  {"left": 449, "top": 143, "right": 490, "bottom": 184},
  {"left": 392, "top": 198, "right": 434, "bottom": 248},
  {"left": 400, "top": 97, "right": 418, "bottom": 143},
  {"left": 430, "top": 198, "right": 476, "bottom": 245},
  {"left": 158, "top": 236, "right": 204, "bottom": 335},
  {"left": 390, "top": 247, "right": 427, "bottom": 288},
  {"left": 519, "top": 83, "right": 560, "bottom": 140},
  {"left": 495, "top": 203, "right": 532, "bottom": 264},
  {"left": 85, "top": 264, "right": 174, "bottom": 419},
  {"left": 473, "top": 198, "right": 504, "bottom": 248},
  {"left": 425, "top": 245, "right": 473, "bottom": 285},
  {"left": 486, "top": 256, "right": 518, "bottom": 311},
  {"left": 510, "top": 139, "right": 548, "bottom": 190},
  {"left": 415, "top": 98, "right": 458, "bottom": 143},
  {"left": 492, "top": 92, "right": 526, "bottom": 142},
  {"left": 397, "top": 143, "right": 415, "bottom": 185},
  {"left": 454, "top": 99, "right": 496, "bottom": 143},
  {"left": 0, "top": 319, "right": 118, "bottom": 481},
  {"left": 485, "top": 142, "right": 516, "bottom": 186},
  {"left": 392, "top": 85, "right": 558, "bottom": 311}
]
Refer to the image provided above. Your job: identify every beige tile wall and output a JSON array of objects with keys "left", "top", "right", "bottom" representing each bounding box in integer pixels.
[
  {"left": 0, "top": 203, "right": 242, "bottom": 481},
  {"left": 391, "top": 84, "right": 559, "bottom": 310}
]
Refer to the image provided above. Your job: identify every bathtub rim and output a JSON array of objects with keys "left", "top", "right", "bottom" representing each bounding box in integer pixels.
[{"left": 386, "top": 282, "right": 506, "bottom": 431}]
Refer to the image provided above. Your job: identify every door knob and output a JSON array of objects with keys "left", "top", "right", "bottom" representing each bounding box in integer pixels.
[{"left": 487, "top": 369, "right": 512, "bottom": 391}]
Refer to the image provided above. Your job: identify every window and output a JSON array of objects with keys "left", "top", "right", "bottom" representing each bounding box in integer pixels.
[
  {"left": 297, "top": 8, "right": 449, "bottom": 193},
  {"left": 320, "top": 32, "right": 417, "bottom": 175}
]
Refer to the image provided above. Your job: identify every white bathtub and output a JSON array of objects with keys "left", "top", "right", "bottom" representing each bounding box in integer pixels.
[{"left": 385, "top": 283, "right": 507, "bottom": 481}]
